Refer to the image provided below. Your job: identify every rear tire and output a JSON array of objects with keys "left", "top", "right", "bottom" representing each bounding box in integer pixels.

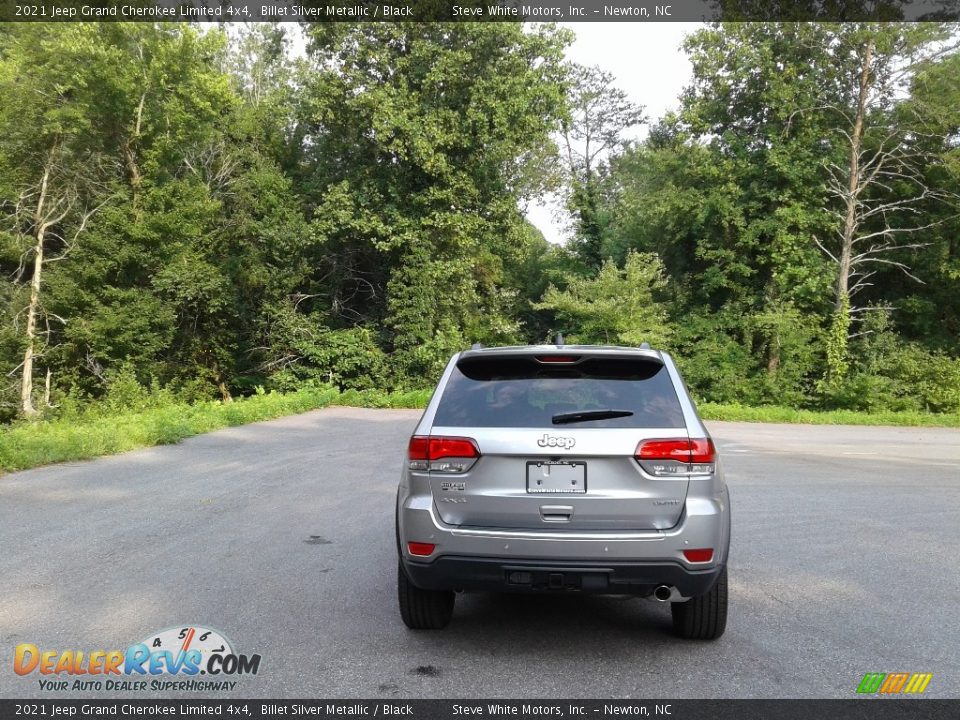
[
  {"left": 398, "top": 561, "right": 455, "bottom": 629},
  {"left": 671, "top": 566, "right": 728, "bottom": 640}
]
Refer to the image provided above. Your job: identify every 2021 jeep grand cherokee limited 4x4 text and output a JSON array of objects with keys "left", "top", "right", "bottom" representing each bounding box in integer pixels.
[{"left": 396, "top": 343, "right": 730, "bottom": 639}]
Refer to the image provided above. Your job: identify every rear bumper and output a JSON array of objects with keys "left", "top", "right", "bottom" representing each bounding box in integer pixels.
[
  {"left": 402, "top": 555, "right": 725, "bottom": 597},
  {"left": 397, "top": 485, "right": 731, "bottom": 597},
  {"left": 399, "top": 486, "right": 730, "bottom": 557}
]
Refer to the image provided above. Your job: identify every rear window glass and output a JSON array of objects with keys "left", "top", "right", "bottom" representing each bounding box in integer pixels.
[{"left": 433, "top": 356, "right": 685, "bottom": 428}]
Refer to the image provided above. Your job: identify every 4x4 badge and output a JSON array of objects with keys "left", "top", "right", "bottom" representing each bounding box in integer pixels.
[{"left": 537, "top": 434, "right": 576, "bottom": 449}]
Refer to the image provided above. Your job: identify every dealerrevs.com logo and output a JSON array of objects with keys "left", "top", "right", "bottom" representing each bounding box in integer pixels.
[{"left": 13, "top": 625, "right": 261, "bottom": 692}]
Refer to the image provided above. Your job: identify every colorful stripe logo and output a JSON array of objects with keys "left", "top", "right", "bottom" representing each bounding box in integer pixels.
[{"left": 856, "top": 673, "right": 933, "bottom": 694}]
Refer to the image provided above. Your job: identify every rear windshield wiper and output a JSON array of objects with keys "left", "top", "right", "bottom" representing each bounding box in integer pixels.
[{"left": 552, "top": 409, "right": 635, "bottom": 425}]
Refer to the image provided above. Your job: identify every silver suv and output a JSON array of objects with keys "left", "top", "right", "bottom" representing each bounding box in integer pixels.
[{"left": 396, "top": 343, "right": 730, "bottom": 639}]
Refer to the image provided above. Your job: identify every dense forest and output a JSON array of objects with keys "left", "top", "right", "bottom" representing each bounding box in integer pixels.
[{"left": 1, "top": 21, "right": 959, "bottom": 424}]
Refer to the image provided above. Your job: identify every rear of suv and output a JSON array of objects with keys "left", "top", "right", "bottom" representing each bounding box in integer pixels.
[{"left": 396, "top": 343, "right": 730, "bottom": 639}]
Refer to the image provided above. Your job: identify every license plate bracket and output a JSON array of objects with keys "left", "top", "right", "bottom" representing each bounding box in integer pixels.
[{"left": 526, "top": 460, "right": 587, "bottom": 494}]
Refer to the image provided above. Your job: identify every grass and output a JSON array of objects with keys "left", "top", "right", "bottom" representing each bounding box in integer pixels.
[
  {"left": 698, "top": 402, "right": 960, "bottom": 427},
  {"left": 0, "top": 386, "right": 431, "bottom": 473},
  {"left": 0, "top": 388, "right": 955, "bottom": 474}
]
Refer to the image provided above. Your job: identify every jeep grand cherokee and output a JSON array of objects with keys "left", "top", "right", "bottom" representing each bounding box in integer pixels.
[{"left": 395, "top": 343, "right": 730, "bottom": 639}]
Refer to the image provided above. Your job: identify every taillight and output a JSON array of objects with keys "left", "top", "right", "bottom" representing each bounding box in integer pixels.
[
  {"left": 635, "top": 438, "right": 716, "bottom": 476},
  {"left": 408, "top": 436, "right": 429, "bottom": 463},
  {"left": 428, "top": 437, "right": 479, "bottom": 460},
  {"left": 408, "top": 436, "right": 480, "bottom": 473},
  {"left": 637, "top": 439, "right": 695, "bottom": 462},
  {"left": 687, "top": 439, "right": 715, "bottom": 464}
]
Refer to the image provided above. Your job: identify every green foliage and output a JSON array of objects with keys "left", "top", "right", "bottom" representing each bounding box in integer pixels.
[
  {"left": 748, "top": 301, "right": 824, "bottom": 407},
  {"left": 882, "top": 347, "right": 960, "bottom": 413},
  {"left": 536, "top": 252, "right": 672, "bottom": 347},
  {"left": 824, "top": 294, "right": 852, "bottom": 387},
  {"left": 668, "top": 303, "right": 824, "bottom": 408},
  {"left": 299, "top": 22, "right": 569, "bottom": 376},
  {"left": 561, "top": 64, "right": 645, "bottom": 270},
  {"left": 821, "top": 310, "right": 960, "bottom": 413},
  {"left": 0, "top": 21, "right": 958, "bottom": 431},
  {"left": 2, "top": 383, "right": 956, "bottom": 474},
  {"left": 595, "top": 22, "right": 960, "bottom": 413},
  {"left": 98, "top": 366, "right": 170, "bottom": 415},
  {"left": 672, "top": 23, "right": 839, "bottom": 310},
  {"left": 262, "top": 304, "right": 389, "bottom": 392},
  {"left": 0, "top": 384, "right": 341, "bottom": 472},
  {"left": 0, "top": 372, "right": 440, "bottom": 472},
  {"left": 671, "top": 313, "right": 757, "bottom": 405}
]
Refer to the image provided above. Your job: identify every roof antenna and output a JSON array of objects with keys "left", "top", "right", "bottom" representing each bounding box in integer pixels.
[
  {"left": 555, "top": 333, "right": 564, "bottom": 347},
  {"left": 471, "top": 342, "right": 483, "bottom": 350},
  {"left": 639, "top": 342, "right": 651, "bottom": 349}
]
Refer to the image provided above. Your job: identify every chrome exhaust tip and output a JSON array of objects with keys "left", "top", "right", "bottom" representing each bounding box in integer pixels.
[{"left": 653, "top": 585, "right": 673, "bottom": 602}]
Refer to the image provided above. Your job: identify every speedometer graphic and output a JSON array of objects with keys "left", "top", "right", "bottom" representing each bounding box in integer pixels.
[{"left": 136, "top": 625, "right": 234, "bottom": 674}]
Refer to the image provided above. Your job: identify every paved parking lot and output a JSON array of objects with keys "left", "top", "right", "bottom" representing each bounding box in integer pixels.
[{"left": 1, "top": 408, "right": 958, "bottom": 698}]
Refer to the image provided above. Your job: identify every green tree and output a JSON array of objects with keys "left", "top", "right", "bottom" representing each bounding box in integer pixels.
[
  {"left": 600, "top": 22, "right": 960, "bottom": 407},
  {"left": 813, "top": 24, "right": 958, "bottom": 382},
  {"left": 560, "top": 64, "right": 645, "bottom": 270},
  {"left": 535, "top": 251, "right": 672, "bottom": 348},
  {"left": 40, "top": 24, "right": 243, "bottom": 401},
  {"left": 866, "top": 46, "right": 960, "bottom": 354},
  {"left": 298, "top": 23, "right": 570, "bottom": 377},
  {"left": 0, "top": 24, "right": 119, "bottom": 415},
  {"left": 2, "top": 23, "right": 309, "bottom": 407},
  {"left": 604, "top": 23, "right": 843, "bottom": 401}
]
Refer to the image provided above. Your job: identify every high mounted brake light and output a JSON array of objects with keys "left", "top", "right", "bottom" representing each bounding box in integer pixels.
[
  {"left": 408, "top": 436, "right": 480, "bottom": 473},
  {"left": 536, "top": 355, "right": 580, "bottom": 363},
  {"left": 635, "top": 438, "right": 716, "bottom": 476}
]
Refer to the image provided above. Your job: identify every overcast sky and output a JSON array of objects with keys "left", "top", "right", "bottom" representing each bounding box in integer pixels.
[{"left": 528, "top": 22, "right": 702, "bottom": 244}]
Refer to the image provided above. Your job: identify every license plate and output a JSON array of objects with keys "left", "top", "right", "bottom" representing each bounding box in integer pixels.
[{"left": 526, "top": 461, "right": 586, "bottom": 494}]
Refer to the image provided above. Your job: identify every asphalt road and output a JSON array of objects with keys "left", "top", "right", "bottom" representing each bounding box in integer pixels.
[{"left": 1, "top": 407, "right": 958, "bottom": 699}]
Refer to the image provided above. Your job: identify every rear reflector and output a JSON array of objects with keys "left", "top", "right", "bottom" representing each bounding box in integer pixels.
[
  {"left": 636, "top": 438, "right": 716, "bottom": 463},
  {"left": 682, "top": 548, "right": 714, "bottom": 563},
  {"left": 407, "top": 542, "right": 436, "bottom": 557}
]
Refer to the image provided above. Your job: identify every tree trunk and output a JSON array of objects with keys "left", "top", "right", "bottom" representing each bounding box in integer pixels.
[
  {"left": 836, "top": 37, "right": 874, "bottom": 314},
  {"left": 20, "top": 235, "right": 43, "bottom": 417},
  {"left": 124, "top": 91, "right": 147, "bottom": 211},
  {"left": 212, "top": 357, "right": 233, "bottom": 403},
  {"left": 827, "top": 37, "right": 874, "bottom": 386},
  {"left": 766, "top": 342, "right": 780, "bottom": 374},
  {"left": 124, "top": 142, "right": 142, "bottom": 206},
  {"left": 20, "top": 165, "right": 52, "bottom": 418}
]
